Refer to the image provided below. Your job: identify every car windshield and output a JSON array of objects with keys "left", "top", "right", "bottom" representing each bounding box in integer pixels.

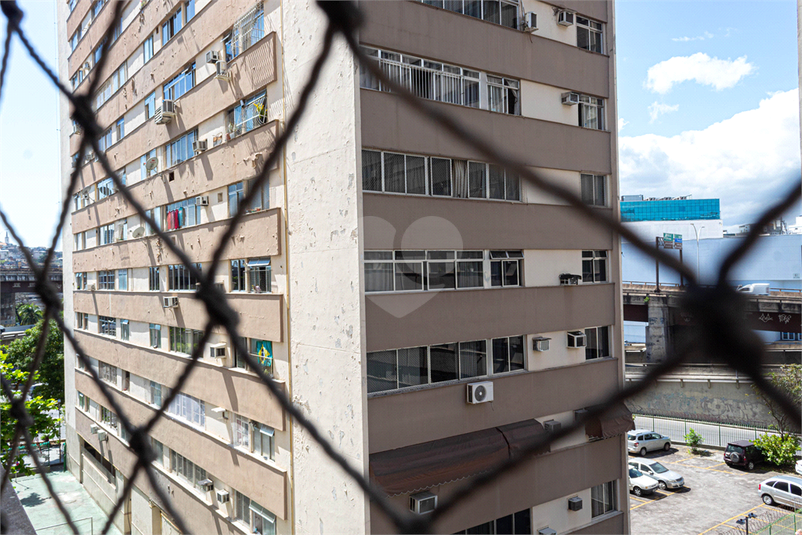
[
  {"left": 627, "top": 433, "right": 636, "bottom": 440},
  {"left": 629, "top": 468, "right": 642, "bottom": 478},
  {"left": 726, "top": 444, "right": 745, "bottom": 454},
  {"left": 650, "top": 462, "right": 668, "bottom": 474}
]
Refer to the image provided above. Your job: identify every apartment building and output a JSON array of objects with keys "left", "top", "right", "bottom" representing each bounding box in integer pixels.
[{"left": 58, "top": 0, "right": 628, "bottom": 533}]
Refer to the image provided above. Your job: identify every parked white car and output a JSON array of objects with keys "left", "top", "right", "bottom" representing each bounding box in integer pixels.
[
  {"left": 795, "top": 459, "right": 802, "bottom": 476},
  {"left": 759, "top": 475, "right": 802, "bottom": 509},
  {"left": 628, "top": 467, "right": 659, "bottom": 497},
  {"left": 629, "top": 460, "right": 685, "bottom": 490},
  {"left": 627, "top": 429, "right": 671, "bottom": 456}
]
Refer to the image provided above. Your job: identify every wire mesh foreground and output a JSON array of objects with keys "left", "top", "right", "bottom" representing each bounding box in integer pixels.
[{"left": 1, "top": 1, "right": 800, "bottom": 534}]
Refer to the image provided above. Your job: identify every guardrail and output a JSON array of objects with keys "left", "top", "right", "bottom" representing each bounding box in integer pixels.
[{"left": 633, "top": 414, "right": 782, "bottom": 449}]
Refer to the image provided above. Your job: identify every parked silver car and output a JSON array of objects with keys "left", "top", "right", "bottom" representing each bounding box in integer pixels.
[
  {"left": 628, "top": 468, "right": 659, "bottom": 497},
  {"left": 759, "top": 475, "right": 802, "bottom": 508},
  {"left": 629, "top": 459, "right": 684, "bottom": 490},
  {"left": 627, "top": 429, "right": 671, "bottom": 456}
]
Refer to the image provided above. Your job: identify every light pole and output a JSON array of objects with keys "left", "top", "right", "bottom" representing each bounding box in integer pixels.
[
  {"left": 691, "top": 223, "right": 705, "bottom": 282},
  {"left": 736, "top": 512, "right": 757, "bottom": 534}
]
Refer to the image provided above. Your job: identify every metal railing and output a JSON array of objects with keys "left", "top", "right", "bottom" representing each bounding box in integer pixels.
[
  {"left": 0, "top": 2, "right": 800, "bottom": 534},
  {"left": 633, "top": 414, "right": 783, "bottom": 449}
]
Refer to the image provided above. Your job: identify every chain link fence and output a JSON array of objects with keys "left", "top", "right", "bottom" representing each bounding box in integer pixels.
[{"left": 0, "top": 1, "right": 800, "bottom": 534}]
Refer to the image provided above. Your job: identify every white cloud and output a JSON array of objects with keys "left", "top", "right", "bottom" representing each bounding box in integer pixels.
[
  {"left": 648, "top": 102, "right": 679, "bottom": 123},
  {"left": 619, "top": 89, "right": 801, "bottom": 227},
  {"left": 646, "top": 53, "right": 754, "bottom": 94},
  {"left": 672, "top": 31, "right": 714, "bottom": 42},
  {"left": 618, "top": 118, "right": 629, "bottom": 132}
]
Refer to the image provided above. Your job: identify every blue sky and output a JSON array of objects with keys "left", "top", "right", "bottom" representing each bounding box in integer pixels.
[{"left": 0, "top": 1, "right": 799, "bottom": 247}]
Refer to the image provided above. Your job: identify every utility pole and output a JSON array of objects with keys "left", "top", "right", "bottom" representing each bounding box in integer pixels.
[{"left": 655, "top": 236, "right": 661, "bottom": 293}]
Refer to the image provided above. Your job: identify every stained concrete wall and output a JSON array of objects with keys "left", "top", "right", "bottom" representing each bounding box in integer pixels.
[{"left": 625, "top": 380, "right": 775, "bottom": 427}]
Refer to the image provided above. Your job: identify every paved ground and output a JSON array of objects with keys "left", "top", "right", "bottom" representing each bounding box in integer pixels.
[
  {"left": 630, "top": 446, "right": 799, "bottom": 535},
  {"left": 13, "top": 468, "right": 121, "bottom": 535}
]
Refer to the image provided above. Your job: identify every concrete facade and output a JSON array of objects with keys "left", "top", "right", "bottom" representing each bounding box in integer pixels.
[{"left": 58, "top": 0, "right": 627, "bottom": 533}]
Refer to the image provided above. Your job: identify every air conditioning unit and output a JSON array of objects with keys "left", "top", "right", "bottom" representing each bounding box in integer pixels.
[
  {"left": 162, "top": 296, "right": 179, "bottom": 308},
  {"left": 574, "top": 408, "right": 588, "bottom": 421},
  {"left": 559, "top": 273, "right": 582, "bottom": 285},
  {"left": 557, "top": 10, "right": 574, "bottom": 26},
  {"left": 567, "top": 331, "right": 586, "bottom": 348},
  {"left": 561, "top": 92, "right": 580, "bottom": 105},
  {"left": 155, "top": 100, "right": 176, "bottom": 125},
  {"left": 192, "top": 139, "right": 208, "bottom": 153},
  {"left": 533, "top": 337, "right": 551, "bottom": 352},
  {"left": 538, "top": 528, "right": 557, "bottom": 535},
  {"left": 467, "top": 381, "right": 494, "bottom": 404},
  {"left": 409, "top": 491, "right": 437, "bottom": 515},
  {"left": 568, "top": 496, "right": 583, "bottom": 511},
  {"left": 544, "top": 420, "right": 562, "bottom": 433},
  {"left": 197, "top": 478, "right": 214, "bottom": 492},
  {"left": 521, "top": 12, "right": 537, "bottom": 32},
  {"left": 195, "top": 195, "right": 209, "bottom": 206},
  {"left": 208, "top": 344, "right": 226, "bottom": 359},
  {"left": 205, "top": 50, "right": 220, "bottom": 64},
  {"left": 216, "top": 489, "right": 230, "bottom": 503},
  {"left": 88, "top": 283, "right": 96, "bottom": 291},
  {"left": 97, "top": 430, "right": 108, "bottom": 442},
  {"left": 90, "top": 424, "right": 99, "bottom": 434},
  {"left": 214, "top": 63, "right": 229, "bottom": 81}
]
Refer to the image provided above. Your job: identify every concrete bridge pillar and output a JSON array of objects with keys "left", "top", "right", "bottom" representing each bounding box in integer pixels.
[{"left": 646, "top": 299, "right": 671, "bottom": 362}]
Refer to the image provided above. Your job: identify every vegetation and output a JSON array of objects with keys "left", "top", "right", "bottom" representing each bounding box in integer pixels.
[
  {"left": 4, "top": 318, "right": 64, "bottom": 404},
  {"left": 0, "top": 351, "right": 61, "bottom": 478},
  {"left": 685, "top": 428, "right": 704, "bottom": 453},
  {"left": 751, "top": 364, "right": 802, "bottom": 438},
  {"left": 16, "top": 303, "right": 43, "bottom": 326},
  {"left": 754, "top": 434, "right": 800, "bottom": 467}
]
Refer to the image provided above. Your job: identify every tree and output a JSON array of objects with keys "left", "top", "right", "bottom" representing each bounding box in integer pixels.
[
  {"left": 752, "top": 364, "right": 802, "bottom": 438},
  {"left": 16, "top": 303, "right": 43, "bottom": 326},
  {"left": 754, "top": 434, "right": 800, "bottom": 467},
  {"left": 5, "top": 318, "right": 64, "bottom": 404},
  {"left": 0, "top": 351, "right": 61, "bottom": 478}
]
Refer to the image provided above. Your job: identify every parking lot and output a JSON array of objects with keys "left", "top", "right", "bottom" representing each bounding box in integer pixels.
[{"left": 629, "top": 446, "right": 798, "bottom": 535}]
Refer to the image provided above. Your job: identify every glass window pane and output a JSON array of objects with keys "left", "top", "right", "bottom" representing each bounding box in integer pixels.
[
  {"left": 398, "top": 347, "right": 428, "bottom": 388},
  {"left": 365, "top": 263, "right": 393, "bottom": 292},
  {"left": 464, "top": 0, "right": 481, "bottom": 18},
  {"left": 594, "top": 175, "right": 605, "bottom": 206},
  {"left": 503, "top": 260, "right": 519, "bottom": 286},
  {"left": 428, "top": 261, "right": 456, "bottom": 290},
  {"left": 469, "top": 162, "right": 486, "bottom": 198},
  {"left": 513, "top": 509, "right": 532, "bottom": 534},
  {"left": 500, "top": 2, "right": 518, "bottom": 28},
  {"left": 509, "top": 336, "right": 524, "bottom": 371},
  {"left": 492, "top": 337, "right": 509, "bottom": 374},
  {"left": 367, "top": 351, "right": 397, "bottom": 393},
  {"left": 490, "top": 261, "right": 502, "bottom": 287},
  {"left": 384, "top": 153, "right": 405, "bottom": 193},
  {"left": 457, "top": 260, "right": 483, "bottom": 288},
  {"left": 406, "top": 156, "right": 426, "bottom": 194},
  {"left": 581, "top": 174, "right": 594, "bottom": 205},
  {"left": 395, "top": 262, "right": 424, "bottom": 291},
  {"left": 482, "top": 0, "right": 500, "bottom": 23},
  {"left": 459, "top": 340, "right": 487, "bottom": 378},
  {"left": 430, "top": 344, "right": 458, "bottom": 383},
  {"left": 430, "top": 158, "right": 452, "bottom": 196},
  {"left": 488, "top": 164, "right": 505, "bottom": 199},
  {"left": 505, "top": 171, "right": 520, "bottom": 201}
]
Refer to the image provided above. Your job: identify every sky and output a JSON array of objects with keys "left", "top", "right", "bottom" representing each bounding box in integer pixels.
[{"left": 0, "top": 1, "right": 799, "bottom": 248}]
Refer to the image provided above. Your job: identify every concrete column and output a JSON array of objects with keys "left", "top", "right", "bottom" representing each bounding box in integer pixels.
[{"left": 645, "top": 300, "right": 670, "bottom": 362}]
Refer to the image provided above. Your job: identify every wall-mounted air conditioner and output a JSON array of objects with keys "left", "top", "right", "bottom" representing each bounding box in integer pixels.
[
  {"left": 90, "top": 424, "right": 99, "bottom": 434},
  {"left": 467, "top": 381, "right": 494, "bottom": 404},
  {"left": 533, "top": 337, "right": 551, "bottom": 352},
  {"left": 567, "top": 331, "right": 586, "bottom": 348},
  {"left": 97, "top": 430, "right": 108, "bottom": 442},
  {"left": 216, "top": 489, "right": 230, "bottom": 503},
  {"left": 195, "top": 195, "right": 210, "bottom": 206},
  {"left": 155, "top": 100, "right": 176, "bottom": 125},
  {"left": 215, "top": 63, "right": 229, "bottom": 81},
  {"left": 574, "top": 408, "right": 588, "bottom": 421},
  {"left": 521, "top": 12, "right": 537, "bottom": 32},
  {"left": 198, "top": 478, "right": 214, "bottom": 492},
  {"left": 559, "top": 273, "right": 581, "bottom": 285},
  {"left": 205, "top": 50, "right": 220, "bottom": 64},
  {"left": 538, "top": 528, "right": 557, "bottom": 535},
  {"left": 409, "top": 491, "right": 437, "bottom": 515},
  {"left": 162, "top": 296, "right": 179, "bottom": 308},
  {"left": 557, "top": 10, "right": 574, "bottom": 26},
  {"left": 88, "top": 283, "right": 96, "bottom": 291},
  {"left": 192, "top": 140, "right": 208, "bottom": 153},
  {"left": 568, "top": 496, "right": 583, "bottom": 511},
  {"left": 561, "top": 92, "right": 580, "bottom": 106},
  {"left": 544, "top": 420, "right": 562, "bottom": 433},
  {"left": 208, "top": 343, "right": 226, "bottom": 359}
]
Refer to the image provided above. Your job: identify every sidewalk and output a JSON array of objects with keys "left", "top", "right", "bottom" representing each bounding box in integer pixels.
[{"left": 13, "top": 469, "right": 121, "bottom": 535}]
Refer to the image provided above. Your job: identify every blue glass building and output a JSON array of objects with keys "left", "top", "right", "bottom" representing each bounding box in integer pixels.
[{"left": 620, "top": 198, "right": 720, "bottom": 222}]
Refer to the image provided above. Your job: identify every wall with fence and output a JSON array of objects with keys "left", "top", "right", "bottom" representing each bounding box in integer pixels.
[{"left": 633, "top": 414, "right": 780, "bottom": 449}]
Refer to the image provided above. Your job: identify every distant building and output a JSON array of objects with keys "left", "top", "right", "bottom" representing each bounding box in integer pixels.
[{"left": 620, "top": 195, "right": 724, "bottom": 241}]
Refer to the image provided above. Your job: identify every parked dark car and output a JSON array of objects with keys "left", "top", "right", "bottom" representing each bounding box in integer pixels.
[{"left": 724, "top": 440, "right": 763, "bottom": 470}]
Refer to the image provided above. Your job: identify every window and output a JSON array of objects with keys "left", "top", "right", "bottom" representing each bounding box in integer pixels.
[
  {"left": 117, "top": 269, "right": 128, "bottom": 291},
  {"left": 75, "top": 272, "right": 87, "bottom": 290},
  {"left": 97, "top": 178, "right": 115, "bottom": 200},
  {"left": 234, "top": 491, "right": 276, "bottom": 535},
  {"left": 247, "top": 259, "right": 271, "bottom": 293},
  {"left": 99, "top": 361, "right": 117, "bottom": 384},
  {"left": 143, "top": 35, "right": 154, "bottom": 63},
  {"left": 98, "top": 128, "right": 113, "bottom": 152},
  {"left": 233, "top": 414, "right": 250, "bottom": 449},
  {"left": 77, "top": 391, "right": 88, "bottom": 411},
  {"left": 115, "top": 118, "right": 124, "bottom": 141},
  {"left": 169, "top": 327, "right": 204, "bottom": 355},
  {"left": 489, "top": 250, "right": 522, "bottom": 287},
  {"left": 468, "top": 161, "right": 519, "bottom": 201},
  {"left": 367, "top": 335, "right": 524, "bottom": 393},
  {"left": 226, "top": 90, "right": 268, "bottom": 138},
  {"left": 185, "top": 0, "right": 196, "bottom": 21},
  {"left": 170, "top": 450, "right": 208, "bottom": 491},
  {"left": 578, "top": 95, "right": 605, "bottom": 130},
  {"left": 149, "top": 267, "right": 160, "bottom": 291},
  {"left": 165, "top": 196, "right": 201, "bottom": 230},
  {"left": 140, "top": 148, "right": 158, "bottom": 177},
  {"left": 162, "top": 8, "right": 183, "bottom": 46},
  {"left": 253, "top": 422, "right": 274, "bottom": 460},
  {"left": 577, "top": 16, "right": 604, "bottom": 53},
  {"left": 228, "top": 182, "right": 245, "bottom": 216},
  {"left": 98, "top": 270, "right": 115, "bottom": 290},
  {"left": 422, "top": 0, "right": 520, "bottom": 29},
  {"left": 364, "top": 250, "right": 484, "bottom": 293},
  {"left": 76, "top": 312, "right": 89, "bottom": 330},
  {"left": 584, "top": 326, "right": 610, "bottom": 360},
  {"left": 101, "top": 406, "right": 118, "bottom": 429},
  {"left": 581, "top": 174, "right": 606, "bottom": 207},
  {"left": 151, "top": 438, "right": 164, "bottom": 466},
  {"left": 165, "top": 129, "right": 198, "bottom": 167},
  {"left": 149, "top": 324, "right": 162, "bottom": 348},
  {"left": 582, "top": 250, "right": 608, "bottom": 283},
  {"left": 99, "top": 316, "right": 117, "bottom": 337},
  {"left": 120, "top": 319, "right": 130, "bottom": 341},
  {"left": 591, "top": 481, "right": 616, "bottom": 517},
  {"left": 168, "top": 263, "right": 201, "bottom": 290},
  {"left": 455, "top": 509, "right": 531, "bottom": 535},
  {"left": 167, "top": 390, "right": 205, "bottom": 428},
  {"left": 149, "top": 381, "right": 163, "bottom": 406},
  {"left": 164, "top": 64, "right": 195, "bottom": 100},
  {"left": 487, "top": 75, "right": 520, "bottom": 115},
  {"left": 224, "top": 3, "right": 266, "bottom": 61},
  {"left": 231, "top": 260, "right": 246, "bottom": 291},
  {"left": 246, "top": 178, "right": 270, "bottom": 212},
  {"left": 144, "top": 92, "right": 156, "bottom": 119}
]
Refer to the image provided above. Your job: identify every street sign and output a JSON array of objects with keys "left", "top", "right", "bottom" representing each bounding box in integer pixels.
[
  {"left": 675, "top": 234, "right": 683, "bottom": 250},
  {"left": 663, "top": 233, "right": 674, "bottom": 249}
]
